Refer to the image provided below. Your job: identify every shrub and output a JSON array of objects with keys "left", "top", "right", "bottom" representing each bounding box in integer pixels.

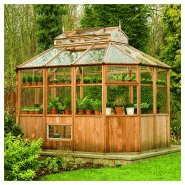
[
  {"left": 4, "top": 134, "right": 43, "bottom": 181},
  {"left": 4, "top": 112, "right": 24, "bottom": 137}
]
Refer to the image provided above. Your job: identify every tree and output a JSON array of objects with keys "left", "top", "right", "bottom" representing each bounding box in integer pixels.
[
  {"left": 4, "top": 4, "right": 37, "bottom": 115},
  {"left": 34, "top": 4, "right": 66, "bottom": 52},
  {"left": 80, "top": 4, "right": 150, "bottom": 52},
  {"left": 63, "top": 4, "right": 82, "bottom": 31},
  {"left": 160, "top": 4, "right": 181, "bottom": 135},
  {"left": 147, "top": 4, "right": 164, "bottom": 57}
]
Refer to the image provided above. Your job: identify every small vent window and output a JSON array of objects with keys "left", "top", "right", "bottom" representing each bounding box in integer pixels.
[{"left": 48, "top": 125, "right": 72, "bottom": 139}]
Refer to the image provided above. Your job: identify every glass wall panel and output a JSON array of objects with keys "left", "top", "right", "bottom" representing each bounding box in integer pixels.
[
  {"left": 76, "top": 66, "right": 102, "bottom": 84},
  {"left": 107, "top": 66, "right": 137, "bottom": 83},
  {"left": 21, "top": 69, "right": 43, "bottom": 87},
  {"left": 107, "top": 85, "right": 137, "bottom": 115},
  {"left": 20, "top": 69, "right": 43, "bottom": 114},
  {"left": 47, "top": 87, "right": 71, "bottom": 114},
  {"left": 140, "top": 66, "right": 153, "bottom": 84},
  {"left": 140, "top": 86, "right": 153, "bottom": 114},
  {"left": 76, "top": 86, "right": 102, "bottom": 115},
  {"left": 21, "top": 88, "right": 43, "bottom": 114},
  {"left": 47, "top": 67, "right": 71, "bottom": 85},
  {"left": 157, "top": 68, "right": 167, "bottom": 114}
]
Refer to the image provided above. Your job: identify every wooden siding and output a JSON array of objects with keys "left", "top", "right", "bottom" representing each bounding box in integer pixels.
[
  {"left": 140, "top": 115, "right": 170, "bottom": 151},
  {"left": 106, "top": 116, "right": 140, "bottom": 152},
  {"left": 19, "top": 114, "right": 170, "bottom": 152},
  {"left": 140, "top": 116, "right": 155, "bottom": 151},
  {"left": 74, "top": 116, "right": 104, "bottom": 152},
  {"left": 19, "top": 116, "right": 45, "bottom": 141},
  {"left": 155, "top": 115, "right": 170, "bottom": 148},
  {"left": 46, "top": 116, "right": 72, "bottom": 150}
]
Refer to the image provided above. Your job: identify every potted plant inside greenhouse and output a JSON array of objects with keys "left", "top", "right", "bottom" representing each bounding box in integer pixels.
[
  {"left": 113, "top": 97, "right": 125, "bottom": 115},
  {"left": 77, "top": 98, "right": 85, "bottom": 115},
  {"left": 83, "top": 97, "right": 93, "bottom": 115},
  {"left": 33, "top": 75, "right": 39, "bottom": 86},
  {"left": 27, "top": 75, "right": 32, "bottom": 86},
  {"left": 140, "top": 102, "right": 152, "bottom": 114},
  {"left": 48, "top": 96, "right": 59, "bottom": 114},
  {"left": 92, "top": 99, "right": 102, "bottom": 115},
  {"left": 58, "top": 78, "right": 65, "bottom": 85},
  {"left": 22, "top": 76, "right": 27, "bottom": 86},
  {"left": 39, "top": 104, "right": 43, "bottom": 114},
  {"left": 124, "top": 102, "right": 135, "bottom": 115},
  {"left": 38, "top": 76, "right": 43, "bottom": 86},
  {"left": 66, "top": 78, "right": 71, "bottom": 85},
  {"left": 52, "top": 79, "right": 58, "bottom": 85},
  {"left": 76, "top": 76, "right": 80, "bottom": 84},
  {"left": 106, "top": 102, "right": 113, "bottom": 115},
  {"left": 64, "top": 97, "right": 71, "bottom": 115},
  {"left": 124, "top": 74, "right": 131, "bottom": 83},
  {"left": 84, "top": 77, "right": 91, "bottom": 84}
]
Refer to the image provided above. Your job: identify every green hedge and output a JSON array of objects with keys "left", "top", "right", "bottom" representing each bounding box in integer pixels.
[{"left": 4, "top": 134, "right": 43, "bottom": 181}]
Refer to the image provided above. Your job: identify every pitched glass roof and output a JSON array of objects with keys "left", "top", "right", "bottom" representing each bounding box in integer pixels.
[
  {"left": 46, "top": 50, "right": 85, "bottom": 66},
  {"left": 17, "top": 26, "right": 170, "bottom": 69},
  {"left": 73, "top": 46, "right": 106, "bottom": 65},
  {"left": 105, "top": 44, "right": 137, "bottom": 64},
  {"left": 21, "top": 48, "right": 62, "bottom": 67}
]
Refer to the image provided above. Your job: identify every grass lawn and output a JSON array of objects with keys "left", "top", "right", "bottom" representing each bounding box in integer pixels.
[{"left": 39, "top": 152, "right": 181, "bottom": 181}]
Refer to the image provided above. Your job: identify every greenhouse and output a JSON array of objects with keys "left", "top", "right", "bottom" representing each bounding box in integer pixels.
[{"left": 16, "top": 26, "right": 171, "bottom": 152}]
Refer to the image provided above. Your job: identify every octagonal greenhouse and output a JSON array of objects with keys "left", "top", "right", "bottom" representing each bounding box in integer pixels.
[{"left": 16, "top": 26, "right": 171, "bottom": 152}]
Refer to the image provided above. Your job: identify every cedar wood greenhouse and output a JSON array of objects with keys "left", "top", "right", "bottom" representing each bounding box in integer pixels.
[{"left": 16, "top": 26, "right": 171, "bottom": 152}]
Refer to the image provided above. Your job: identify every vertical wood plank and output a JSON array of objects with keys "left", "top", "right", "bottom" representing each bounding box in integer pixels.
[
  {"left": 102, "top": 65, "right": 107, "bottom": 152},
  {"left": 166, "top": 116, "right": 170, "bottom": 147}
]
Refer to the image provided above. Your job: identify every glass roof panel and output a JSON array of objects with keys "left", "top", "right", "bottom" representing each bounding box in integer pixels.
[
  {"left": 116, "top": 44, "right": 153, "bottom": 65},
  {"left": 74, "top": 46, "right": 106, "bottom": 64},
  {"left": 105, "top": 45, "right": 136, "bottom": 64},
  {"left": 120, "top": 32, "right": 128, "bottom": 43},
  {"left": 21, "top": 48, "right": 61, "bottom": 67},
  {"left": 46, "top": 50, "right": 85, "bottom": 66}
]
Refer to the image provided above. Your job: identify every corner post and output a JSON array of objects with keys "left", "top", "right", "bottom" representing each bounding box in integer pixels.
[
  {"left": 167, "top": 69, "right": 170, "bottom": 114},
  {"left": 137, "top": 65, "right": 141, "bottom": 152},
  {"left": 167, "top": 69, "right": 171, "bottom": 147},
  {"left": 16, "top": 70, "right": 21, "bottom": 125},
  {"left": 72, "top": 67, "right": 76, "bottom": 151},
  {"left": 102, "top": 65, "right": 107, "bottom": 153},
  {"left": 153, "top": 67, "right": 157, "bottom": 149},
  {"left": 43, "top": 68, "right": 48, "bottom": 145}
]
